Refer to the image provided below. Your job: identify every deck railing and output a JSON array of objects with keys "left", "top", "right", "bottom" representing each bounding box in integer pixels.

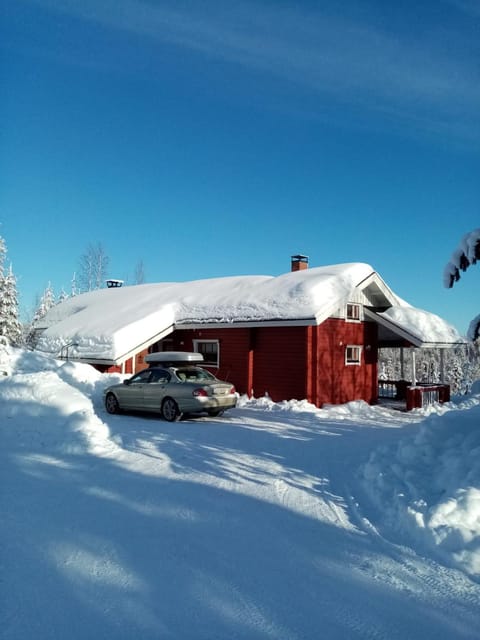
[
  {"left": 406, "top": 384, "right": 450, "bottom": 410},
  {"left": 378, "top": 380, "right": 450, "bottom": 409},
  {"left": 378, "top": 379, "right": 410, "bottom": 401}
]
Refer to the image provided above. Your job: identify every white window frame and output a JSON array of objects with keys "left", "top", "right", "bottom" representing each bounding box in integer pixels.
[
  {"left": 345, "top": 345, "right": 362, "bottom": 365},
  {"left": 193, "top": 339, "right": 220, "bottom": 367},
  {"left": 345, "top": 303, "right": 362, "bottom": 323}
]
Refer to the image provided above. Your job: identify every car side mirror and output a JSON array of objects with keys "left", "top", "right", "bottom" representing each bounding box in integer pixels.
[{"left": 123, "top": 379, "right": 131, "bottom": 385}]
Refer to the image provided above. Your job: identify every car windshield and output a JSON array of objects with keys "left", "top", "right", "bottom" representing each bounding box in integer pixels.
[{"left": 175, "top": 367, "right": 216, "bottom": 382}]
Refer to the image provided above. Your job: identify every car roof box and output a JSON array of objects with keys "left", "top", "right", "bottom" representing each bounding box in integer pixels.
[{"left": 145, "top": 351, "right": 204, "bottom": 366}]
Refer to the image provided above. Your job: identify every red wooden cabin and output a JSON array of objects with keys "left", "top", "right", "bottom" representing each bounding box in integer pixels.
[{"left": 35, "top": 256, "right": 463, "bottom": 408}]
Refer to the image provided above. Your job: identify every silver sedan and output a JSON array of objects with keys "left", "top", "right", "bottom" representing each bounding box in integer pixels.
[{"left": 104, "top": 365, "right": 237, "bottom": 421}]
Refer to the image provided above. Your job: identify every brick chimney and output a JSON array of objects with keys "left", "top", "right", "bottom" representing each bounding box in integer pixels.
[{"left": 291, "top": 254, "right": 309, "bottom": 272}]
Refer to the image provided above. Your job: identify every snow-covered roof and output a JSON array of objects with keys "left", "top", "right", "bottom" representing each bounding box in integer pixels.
[
  {"left": 374, "top": 306, "right": 465, "bottom": 348},
  {"left": 35, "top": 262, "right": 464, "bottom": 363}
]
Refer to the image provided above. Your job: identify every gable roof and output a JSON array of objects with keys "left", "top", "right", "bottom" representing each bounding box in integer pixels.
[{"left": 35, "top": 263, "right": 464, "bottom": 364}]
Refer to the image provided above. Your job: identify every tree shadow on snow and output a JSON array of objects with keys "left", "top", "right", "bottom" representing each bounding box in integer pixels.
[{"left": 2, "top": 402, "right": 479, "bottom": 640}]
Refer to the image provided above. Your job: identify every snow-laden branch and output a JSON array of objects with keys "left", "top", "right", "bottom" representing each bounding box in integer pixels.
[{"left": 444, "top": 228, "right": 480, "bottom": 288}]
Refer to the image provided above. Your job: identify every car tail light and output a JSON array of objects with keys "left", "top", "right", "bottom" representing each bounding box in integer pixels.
[
  {"left": 229, "top": 386, "right": 236, "bottom": 395},
  {"left": 192, "top": 388, "right": 209, "bottom": 397}
]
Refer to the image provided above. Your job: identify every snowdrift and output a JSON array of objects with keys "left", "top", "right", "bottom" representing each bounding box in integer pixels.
[{"left": 1, "top": 345, "right": 480, "bottom": 639}]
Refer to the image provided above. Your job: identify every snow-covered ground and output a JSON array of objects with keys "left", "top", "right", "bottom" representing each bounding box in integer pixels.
[{"left": 1, "top": 346, "right": 480, "bottom": 639}]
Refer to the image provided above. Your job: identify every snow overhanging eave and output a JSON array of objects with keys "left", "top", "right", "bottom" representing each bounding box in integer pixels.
[
  {"left": 110, "top": 323, "right": 176, "bottom": 365},
  {"left": 364, "top": 309, "right": 463, "bottom": 349},
  {"left": 363, "top": 308, "right": 423, "bottom": 346},
  {"left": 176, "top": 316, "right": 320, "bottom": 330},
  {"left": 65, "top": 324, "right": 176, "bottom": 366},
  {"left": 413, "top": 341, "right": 467, "bottom": 348}
]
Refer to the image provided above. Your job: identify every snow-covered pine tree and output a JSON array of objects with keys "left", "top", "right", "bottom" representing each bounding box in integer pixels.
[
  {"left": 57, "top": 288, "right": 69, "bottom": 304},
  {"left": 33, "top": 283, "right": 56, "bottom": 322},
  {"left": 0, "top": 263, "right": 22, "bottom": 346},
  {"left": 25, "top": 283, "right": 56, "bottom": 348},
  {"left": 0, "top": 236, "right": 22, "bottom": 346},
  {"left": 71, "top": 272, "right": 78, "bottom": 297},
  {"left": 0, "top": 236, "right": 6, "bottom": 277},
  {"left": 378, "top": 345, "right": 480, "bottom": 396}
]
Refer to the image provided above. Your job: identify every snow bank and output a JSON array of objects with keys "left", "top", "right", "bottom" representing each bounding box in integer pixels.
[
  {"left": 2, "top": 347, "right": 480, "bottom": 638},
  {"left": 3, "top": 348, "right": 480, "bottom": 582},
  {"left": 360, "top": 396, "right": 480, "bottom": 576}
]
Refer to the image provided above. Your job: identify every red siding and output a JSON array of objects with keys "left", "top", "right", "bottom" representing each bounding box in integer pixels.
[
  {"left": 169, "top": 321, "right": 378, "bottom": 406},
  {"left": 94, "top": 319, "right": 379, "bottom": 408},
  {"left": 173, "top": 326, "right": 308, "bottom": 402},
  {"left": 313, "top": 319, "right": 378, "bottom": 406},
  {"left": 250, "top": 327, "right": 308, "bottom": 402},
  {"left": 172, "top": 328, "right": 252, "bottom": 392}
]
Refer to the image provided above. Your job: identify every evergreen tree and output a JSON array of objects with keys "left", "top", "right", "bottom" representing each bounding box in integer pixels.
[
  {"left": 57, "top": 287, "right": 69, "bottom": 304},
  {"left": 378, "top": 345, "right": 480, "bottom": 396},
  {"left": 25, "top": 283, "right": 56, "bottom": 348},
  {"left": 0, "top": 236, "right": 22, "bottom": 346},
  {"left": 0, "top": 263, "right": 22, "bottom": 346},
  {"left": 71, "top": 272, "right": 78, "bottom": 297},
  {"left": 0, "top": 236, "right": 6, "bottom": 278},
  {"left": 32, "top": 285, "right": 54, "bottom": 324}
]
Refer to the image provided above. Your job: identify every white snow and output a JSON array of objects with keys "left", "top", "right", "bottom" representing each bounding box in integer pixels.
[
  {"left": 468, "top": 314, "right": 480, "bottom": 342},
  {"left": 380, "top": 305, "right": 466, "bottom": 346},
  {"left": 1, "top": 346, "right": 480, "bottom": 639},
  {"left": 444, "top": 228, "right": 480, "bottom": 288},
  {"left": 35, "top": 263, "right": 463, "bottom": 363}
]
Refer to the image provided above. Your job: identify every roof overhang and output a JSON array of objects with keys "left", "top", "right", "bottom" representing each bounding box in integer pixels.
[
  {"left": 65, "top": 324, "right": 176, "bottom": 366},
  {"left": 364, "top": 308, "right": 464, "bottom": 349},
  {"left": 176, "top": 317, "right": 317, "bottom": 330}
]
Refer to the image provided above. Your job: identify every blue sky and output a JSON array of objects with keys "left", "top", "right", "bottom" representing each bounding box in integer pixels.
[{"left": 1, "top": 0, "right": 479, "bottom": 334}]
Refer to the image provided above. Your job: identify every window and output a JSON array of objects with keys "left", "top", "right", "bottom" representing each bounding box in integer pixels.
[
  {"left": 345, "top": 345, "right": 362, "bottom": 365},
  {"left": 193, "top": 340, "right": 219, "bottom": 366},
  {"left": 147, "top": 338, "right": 173, "bottom": 354},
  {"left": 346, "top": 303, "right": 361, "bottom": 322},
  {"left": 150, "top": 369, "right": 171, "bottom": 384},
  {"left": 130, "top": 370, "right": 153, "bottom": 384}
]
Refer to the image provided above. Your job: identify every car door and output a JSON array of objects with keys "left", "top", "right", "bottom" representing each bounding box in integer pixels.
[
  {"left": 143, "top": 368, "right": 171, "bottom": 411},
  {"left": 120, "top": 369, "right": 153, "bottom": 410}
]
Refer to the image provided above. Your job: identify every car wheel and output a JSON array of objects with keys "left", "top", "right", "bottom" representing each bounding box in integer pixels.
[
  {"left": 208, "top": 409, "right": 224, "bottom": 417},
  {"left": 161, "top": 397, "right": 181, "bottom": 422},
  {"left": 105, "top": 393, "right": 120, "bottom": 414}
]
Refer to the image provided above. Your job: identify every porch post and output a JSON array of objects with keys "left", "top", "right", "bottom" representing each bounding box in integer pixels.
[
  {"left": 411, "top": 348, "right": 417, "bottom": 386},
  {"left": 440, "top": 349, "right": 445, "bottom": 383},
  {"left": 400, "top": 348, "right": 405, "bottom": 379}
]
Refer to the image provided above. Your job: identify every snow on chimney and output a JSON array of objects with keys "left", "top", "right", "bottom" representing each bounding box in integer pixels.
[{"left": 291, "top": 254, "right": 309, "bottom": 272}]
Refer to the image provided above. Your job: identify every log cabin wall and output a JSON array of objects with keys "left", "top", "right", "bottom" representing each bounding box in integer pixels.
[
  {"left": 312, "top": 319, "right": 378, "bottom": 406},
  {"left": 102, "top": 317, "right": 379, "bottom": 407}
]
